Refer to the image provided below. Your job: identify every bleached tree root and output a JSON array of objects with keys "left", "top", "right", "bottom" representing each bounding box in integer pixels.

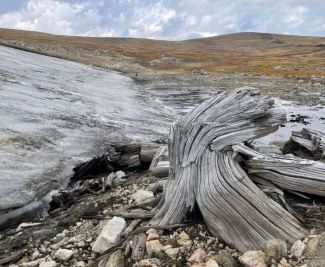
[
  {"left": 150, "top": 87, "right": 307, "bottom": 252},
  {"left": 233, "top": 143, "right": 325, "bottom": 196}
]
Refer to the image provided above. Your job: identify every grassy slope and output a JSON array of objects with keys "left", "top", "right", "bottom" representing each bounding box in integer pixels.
[{"left": 0, "top": 28, "right": 324, "bottom": 79}]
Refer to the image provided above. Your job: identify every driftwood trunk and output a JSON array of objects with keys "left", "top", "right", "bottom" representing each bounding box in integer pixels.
[{"left": 150, "top": 87, "right": 307, "bottom": 252}]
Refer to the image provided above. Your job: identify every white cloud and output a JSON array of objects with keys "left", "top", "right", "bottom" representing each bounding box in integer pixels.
[
  {"left": 127, "top": 2, "right": 177, "bottom": 37},
  {"left": 200, "top": 31, "right": 218, "bottom": 37},
  {"left": 0, "top": 0, "right": 115, "bottom": 36},
  {"left": 0, "top": 0, "right": 324, "bottom": 39},
  {"left": 173, "top": 0, "right": 325, "bottom": 38},
  {"left": 284, "top": 6, "right": 308, "bottom": 29}
]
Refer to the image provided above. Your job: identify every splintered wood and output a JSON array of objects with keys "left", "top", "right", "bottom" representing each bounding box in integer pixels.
[{"left": 151, "top": 87, "right": 308, "bottom": 252}]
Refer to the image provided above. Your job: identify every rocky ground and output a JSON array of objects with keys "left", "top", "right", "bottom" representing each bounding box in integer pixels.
[
  {"left": 138, "top": 72, "right": 325, "bottom": 106},
  {"left": 1, "top": 164, "right": 325, "bottom": 267},
  {"left": 0, "top": 32, "right": 325, "bottom": 266}
]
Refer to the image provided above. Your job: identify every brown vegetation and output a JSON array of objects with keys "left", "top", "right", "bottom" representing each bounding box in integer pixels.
[{"left": 0, "top": 28, "right": 324, "bottom": 79}]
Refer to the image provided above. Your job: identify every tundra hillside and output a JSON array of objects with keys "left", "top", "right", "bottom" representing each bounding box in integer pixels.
[{"left": 0, "top": 28, "right": 324, "bottom": 81}]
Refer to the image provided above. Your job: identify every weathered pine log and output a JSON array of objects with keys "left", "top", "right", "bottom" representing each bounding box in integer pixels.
[
  {"left": 150, "top": 87, "right": 307, "bottom": 252},
  {"left": 291, "top": 128, "right": 325, "bottom": 158},
  {"left": 233, "top": 143, "right": 325, "bottom": 196}
]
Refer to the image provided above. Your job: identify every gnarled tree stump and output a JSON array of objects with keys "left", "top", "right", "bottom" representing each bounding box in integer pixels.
[{"left": 151, "top": 87, "right": 307, "bottom": 252}]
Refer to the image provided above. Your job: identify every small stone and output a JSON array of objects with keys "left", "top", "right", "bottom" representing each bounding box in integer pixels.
[
  {"left": 131, "top": 190, "right": 154, "bottom": 203},
  {"left": 205, "top": 259, "right": 220, "bottom": 267},
  {"left": 39, "top": 261, "right": 57, "bottom": 267},
  {"left": 147, "top": 233, "right": 159, "bottom": 241},
  {"left": 54, "top": 248, "right": 74, "bottom": 261},
  {"left": 138, "top": 258, "right": 161, "bottom": 267},
  {"left": 164, "top": 247, "right": 179, "bottom": 259},
  {"left": 146, "top": 240, "right": 163, "bottom": 257},
  {"left": 264, "top": 239, "right": 287, "bottom": 264},
  {"left": 20, "top": 261, "right": 41, "bottom": 267},
  {"left": 232, "top": 252, "right": 239, "bottom": 258},
  {"left": 20, "top": 258, "right": 47, "bottom": 267},
  {"left": 39, "top": 246, "right": 47, "bottom": 253},
  {"left": 104, "top": 172, "right": 116, "bottom": 188},
  {"left": 73, "top": 261, "right": 86, "bottom": 267},
  {"left": 306, "top": 235, "right": 320, "bottom": 257},
  {"left": 177, "top": 231, "right": 192, "bottom": 247},
  {"left": 55, "top": 233, "right": 65, "bottom": 240},
  {"left": 104, "top": 249, "right": 125, "bottom": 267},
  {"left": 290, "top": 240, "right": 306, "bottom": 258},
  {"left": 189, "top": 248, "right": 207, "bottom": 263},
  {"left": 115, "top": 171, "right": 126, "bottom": 179},
  {"left": 177, "top": 238, "right": 193, "bottom": 247},
  {"left": 146, "top": 228, "right": 158, "bottom": 235},
  {"left": 214, "top": 250, "right": 237, "bottom": 267},
  {"left": 31, "top": 250, "right": 41, "bottom": 260},
  {"left": 92, "top": 216, "right": 126, "bottom": 254},
  {"left": 278, "top": 258, "right": 291, "bottom": 267},
  {"left": 179, "top": 231, "right": 190, "bottom": 240},
  {"left": 238, "top": 250, "right": 267, "bottom": 267},
  {"left": 147, "top": 229, "right": 159, "bottom": 241},
  {"left": 76, "top": 241, "right": 86, "bottom": 248},
  {"left": 50, "top": 239, "right": 67, "bottom": 250}
]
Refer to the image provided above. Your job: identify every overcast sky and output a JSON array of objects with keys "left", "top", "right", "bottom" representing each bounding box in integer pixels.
[{"left": 0, "top": 0, "right": 324, "bottom": 40}]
